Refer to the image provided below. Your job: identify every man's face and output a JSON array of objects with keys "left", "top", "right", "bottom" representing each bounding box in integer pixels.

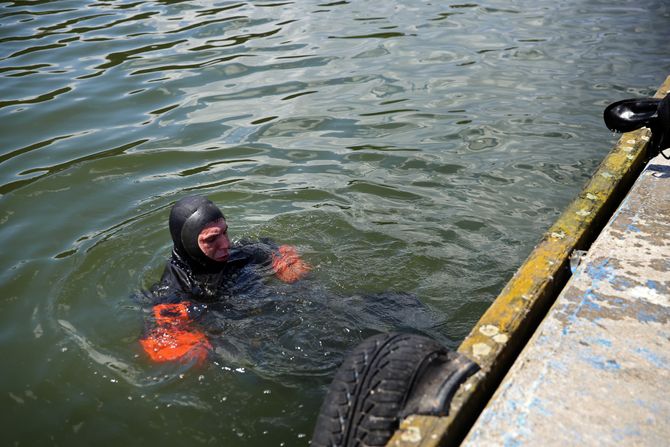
[{"left": 197, "top": 218, "right": 230, "bottom": 262}]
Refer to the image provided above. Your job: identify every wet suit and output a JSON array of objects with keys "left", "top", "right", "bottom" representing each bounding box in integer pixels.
[
  {"left": 140, "top": 196, "right": 310, "bottom": 365},
  {"left": 160, "top": 238, "right": 284, "bottom": 299}
]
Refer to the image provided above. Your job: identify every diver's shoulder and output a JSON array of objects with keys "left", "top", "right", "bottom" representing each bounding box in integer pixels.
[{"left": 231, "top": 237, "right": 277, "bottom": 263}]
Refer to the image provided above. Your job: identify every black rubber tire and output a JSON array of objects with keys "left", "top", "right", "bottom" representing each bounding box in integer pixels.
[{"left": 310, "top": 332, "right": 449, "bottom": 447}]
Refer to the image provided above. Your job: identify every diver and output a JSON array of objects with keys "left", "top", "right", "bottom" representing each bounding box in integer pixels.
[{"left": 140, "top": 195, "right": 311, "bottom": 365}]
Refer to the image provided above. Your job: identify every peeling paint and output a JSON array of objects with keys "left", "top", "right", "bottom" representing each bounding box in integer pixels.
[
  {"left": 493, "top": 333, "right": 509, "bottom": 344},
  {"left": 629, "top": 285, "right": 668, "bottom": 307},
  {"left": 400, "top": 426, "right": 423, "bottom": 443},
  {"left": 479, "top": 325, "right": 500, "bottom": 337},
  {"left": 472, "top": 343, "right": 492, "bottom": 358}
]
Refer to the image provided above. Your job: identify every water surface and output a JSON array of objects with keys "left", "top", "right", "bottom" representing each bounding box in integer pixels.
[{"left": 1, "top": 0, "right": 669, "bottom": 445}]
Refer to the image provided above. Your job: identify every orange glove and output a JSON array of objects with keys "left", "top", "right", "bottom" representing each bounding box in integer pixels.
[
  {"left": 153, "top": 302, "right": 191, "bottom": 326},
  {"left": 271, "top": 245, "right": 312, "bottom": 283},
  {"left": 140, "top": 302, "right": 212, "bottom": 365}
]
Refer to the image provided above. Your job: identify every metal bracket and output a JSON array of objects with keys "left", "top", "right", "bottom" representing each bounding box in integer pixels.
[{"left": 401, "top": 351, "right": 480, "bottom": 417}]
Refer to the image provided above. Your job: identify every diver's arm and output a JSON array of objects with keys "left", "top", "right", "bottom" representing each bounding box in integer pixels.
[
  {"left": 159, "top": 253, "right": 196, "bottom": 294},
  {"left": 236, "top": 238, "right": 311, "bottom": 283}
]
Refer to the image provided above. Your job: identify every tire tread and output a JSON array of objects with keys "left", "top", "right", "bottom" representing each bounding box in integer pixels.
[{"left": 311, "top": 333, "right": 447, "bottom": 447}]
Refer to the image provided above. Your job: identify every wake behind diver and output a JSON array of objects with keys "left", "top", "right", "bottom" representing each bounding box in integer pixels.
[{"left": 139, "top": 195, "right": 444, "bottom": 370}]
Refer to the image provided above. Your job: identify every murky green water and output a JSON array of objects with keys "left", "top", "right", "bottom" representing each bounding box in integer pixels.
[{"left": 1, "top": 0, "right": 668, "bottom": 445}]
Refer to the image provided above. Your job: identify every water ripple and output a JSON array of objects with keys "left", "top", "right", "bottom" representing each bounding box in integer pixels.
[{"left": 1, "top": 0, "right": 669, "bottom": 445}]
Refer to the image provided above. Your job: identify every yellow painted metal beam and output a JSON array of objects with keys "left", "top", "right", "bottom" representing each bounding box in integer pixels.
[{"left": 388, "top": 75, "right": 670, "bottom": 447}]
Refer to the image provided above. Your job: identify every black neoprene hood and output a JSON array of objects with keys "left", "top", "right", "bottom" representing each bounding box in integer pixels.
[{"left": 168, "top": 195, "right": 225, "bottom": 268}]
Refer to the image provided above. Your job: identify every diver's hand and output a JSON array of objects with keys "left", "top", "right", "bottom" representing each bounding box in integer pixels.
[
  {"left": 272, "top": 245, "right": 312, "bottom": 283},
  {"left": 140, "top": 302, "right": 211, "bottom": 365}
]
